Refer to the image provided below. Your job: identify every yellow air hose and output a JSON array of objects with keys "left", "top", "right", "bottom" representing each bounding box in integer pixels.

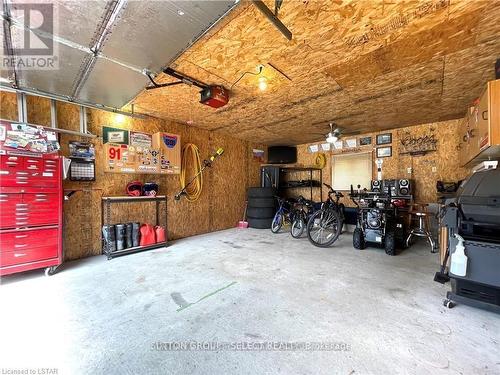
[
  {"left": 315, "top": 153, "right": 327, "bottom": 169},
  {"left": 179, "top": 143, "right": 203, "bottom": 202}
]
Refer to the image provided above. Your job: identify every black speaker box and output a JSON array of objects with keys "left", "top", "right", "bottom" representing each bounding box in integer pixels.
[
  {"left": 267, "top": 146, "right": 297, "bottom": 164},
  {"left": 371, "top": 180, "right": 382, "bottom": 192},
  {"left": 397, "top": 179, "right": 412, "bottom": 196}
]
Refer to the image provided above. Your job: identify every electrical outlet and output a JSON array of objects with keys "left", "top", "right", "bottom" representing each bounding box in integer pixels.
[
  {"left": 407, "top": 167, "right": 412, "bottom": 174},
  {"left": 432, "top": 166, "right": 437, "bottom": 173}
]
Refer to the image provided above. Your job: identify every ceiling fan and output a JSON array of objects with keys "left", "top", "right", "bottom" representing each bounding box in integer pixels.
[{"left": 311, "top": 123, "right": 361, "bottom": 144}]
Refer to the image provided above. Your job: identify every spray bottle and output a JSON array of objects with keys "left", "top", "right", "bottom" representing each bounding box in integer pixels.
[{"left": 450, "top": 234, "right": 467, "bottom": 277}]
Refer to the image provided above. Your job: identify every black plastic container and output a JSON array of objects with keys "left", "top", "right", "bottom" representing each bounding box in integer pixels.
[
  {"left": 102, "top": 224, "right": 116, "bottom": 252},
  {"left": 115, "top": 224, "right": 126, "bottom": 250},
  {"left": 132, "top": 222, "right": 141, "bottom": 247},
  {"left": 125, "top": 223, "right": 134, "bottom": 249}
]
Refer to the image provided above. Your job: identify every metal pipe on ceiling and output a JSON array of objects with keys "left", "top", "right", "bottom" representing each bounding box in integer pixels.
[{"left": 251, "top": 0, "right": 292, "bottom": 41}]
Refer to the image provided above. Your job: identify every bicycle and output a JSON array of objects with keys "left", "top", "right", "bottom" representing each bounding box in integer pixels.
[
  {"left": 290, "top": 195, "right": 316, "bottom": 238},
  {"left": 306, "top": 183, "right": 345, "bottom": 247},
  {"left": 271, "top": 196, "right": 295, "bottom": 233}
]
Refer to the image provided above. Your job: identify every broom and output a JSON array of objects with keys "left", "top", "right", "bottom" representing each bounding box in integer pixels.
[
  {"left": 434, "top": 247, "right": 450, "bottom": 284},
  {"left": 237, "top": 201, "right": 249, "bottom": 229}
]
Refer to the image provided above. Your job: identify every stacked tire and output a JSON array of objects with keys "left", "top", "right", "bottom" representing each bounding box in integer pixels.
[{"left": 247, "top": 187, "right": 277, "bottom": 229}]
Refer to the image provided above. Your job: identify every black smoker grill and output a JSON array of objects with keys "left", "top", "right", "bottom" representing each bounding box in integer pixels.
[{"left": 441, "top": 167, "right": 500, "bottom": 313}]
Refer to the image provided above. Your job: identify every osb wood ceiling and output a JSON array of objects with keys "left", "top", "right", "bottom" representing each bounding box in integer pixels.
[{"left": 129, "top": 0, "right": 500, "bottom": 145}]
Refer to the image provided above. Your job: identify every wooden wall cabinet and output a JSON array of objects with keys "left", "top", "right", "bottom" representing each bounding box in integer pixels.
[{"left": 460, "top": 79, "right": 500, "bottom": 167}]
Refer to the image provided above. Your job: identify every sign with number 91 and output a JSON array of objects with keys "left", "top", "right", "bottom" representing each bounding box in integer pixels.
[{"left": 108, "top": 147, "right": 121, "bottom": 160}]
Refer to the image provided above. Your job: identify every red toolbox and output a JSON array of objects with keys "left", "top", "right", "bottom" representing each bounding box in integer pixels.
[{"left": 0, "top": 153, "right": 63, "bottom": 276}]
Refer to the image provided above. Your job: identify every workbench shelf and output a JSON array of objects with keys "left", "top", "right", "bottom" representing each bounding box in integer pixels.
[{"left": 101, "top": 195, "right": 167, "bottom": 260}]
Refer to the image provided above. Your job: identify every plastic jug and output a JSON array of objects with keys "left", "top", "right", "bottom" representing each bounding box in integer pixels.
[
  {"left": 155, "top": 225, "right": 166, "bottom": 243},
  {"left": 450, "top": 234, "right": 467, "bottom": 277},
  {"left": 139, "top": 224, "right": 156, "bottom": 246}
]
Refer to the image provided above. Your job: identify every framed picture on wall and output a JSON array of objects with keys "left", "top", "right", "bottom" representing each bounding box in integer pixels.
[
  {"left": 308, "top": 144, "right": 319, "bottom": 153},
  {"left": 376, "top": 146, "right": 392, "bottom": 158},
  {"left": 359, "top": 136, "right": 372, "bottom": 146},
  {"left": 376, "top": 133, "right": 392, "bottom": 145},
  {"left": 345, "top": 138, "right": 357, "bottom": 148},
  {"left": 320, "top": 143, "right": 331, "bottom": 151}
]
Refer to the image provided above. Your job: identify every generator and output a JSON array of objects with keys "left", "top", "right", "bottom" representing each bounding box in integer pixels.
[
  {"left": 441, "top": 167, "right": 500, "bottom": 313},
  {"left": 350, "top": 189, "right": 407, "bottom": 256}
]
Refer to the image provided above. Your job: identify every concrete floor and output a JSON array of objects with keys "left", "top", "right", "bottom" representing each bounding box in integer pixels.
[{"left": 0, "top": 228, "right": 499, "bottom": 375}]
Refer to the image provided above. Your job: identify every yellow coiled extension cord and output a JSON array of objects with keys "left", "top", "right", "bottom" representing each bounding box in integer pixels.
[{"left": 179, "top": 143, "right": 203, "bottom": 202}]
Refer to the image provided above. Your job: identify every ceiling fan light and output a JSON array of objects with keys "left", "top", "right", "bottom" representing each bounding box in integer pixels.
[{"left": 326, "top": 133, "right": 338, "bottom": 144}]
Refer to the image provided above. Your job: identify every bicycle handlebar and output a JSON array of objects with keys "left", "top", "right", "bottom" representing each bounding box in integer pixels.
[{"left": 323, "top": 183, "right": 344, "bottom": 199}]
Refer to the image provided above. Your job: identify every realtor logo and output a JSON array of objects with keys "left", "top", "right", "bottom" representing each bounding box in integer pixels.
[
  {"left": 2, "top": 2, "right": 58, "bottom": 70},
  {"left": 10, "top": 3, "right": 54, "bottom": 55}
]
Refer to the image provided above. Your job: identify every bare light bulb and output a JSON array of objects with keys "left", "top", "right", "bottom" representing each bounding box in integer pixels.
[
  {"left": 115, "top": 114, "right": 125, "bottom": 124},
  {"left": 258, "top": 76, "right": 268, "bottom": 91}
]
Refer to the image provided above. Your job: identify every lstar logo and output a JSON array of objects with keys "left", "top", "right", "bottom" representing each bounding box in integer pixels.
[{"left": 10, "top": 3, "right": 54, "bottom": 55}]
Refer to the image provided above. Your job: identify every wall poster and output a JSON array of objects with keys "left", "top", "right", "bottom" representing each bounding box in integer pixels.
[{"left": 103, "top": 127, "right": 181, "bottom": 175}]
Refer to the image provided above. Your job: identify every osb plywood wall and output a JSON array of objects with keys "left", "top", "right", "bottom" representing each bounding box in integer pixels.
[
  {"left": 292, "top": 119, "right": 470, "bottom": 205},
  {"left": 0, "top": 91, "right": 264, "bottom": 261}
]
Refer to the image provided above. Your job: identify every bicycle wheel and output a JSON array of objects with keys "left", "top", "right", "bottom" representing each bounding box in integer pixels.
[
  {"left": 291, "top": 218, "right": 305, "bottom": 238},
  {"left": 306, "top": 209, "right": 342, "bottom": 247},
  {"left": 271, "top": 212, "right": 283, "bottom": 233}
]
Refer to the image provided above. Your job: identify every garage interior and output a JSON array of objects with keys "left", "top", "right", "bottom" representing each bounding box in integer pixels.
[{"left": 1, "top": 0, "right": 500, "bottom": 373}]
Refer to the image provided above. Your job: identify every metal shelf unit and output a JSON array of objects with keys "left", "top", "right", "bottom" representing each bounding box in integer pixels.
[
  {"left": 101, "top": 195, "right": 167, "bottom": 260},
  {"left": 279, "top": 166, "right": 323, "bottom": 202}
]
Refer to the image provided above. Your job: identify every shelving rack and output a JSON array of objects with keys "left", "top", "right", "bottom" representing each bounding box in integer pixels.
[
  {"left": 280, "top": 167, "right": 323, "bottom": 201},
  {"left": 101, "top": 195, "right": 167, "bottom": 259},
  {"left": 261, "top": 166, "right": 323, "bottom": 201}
]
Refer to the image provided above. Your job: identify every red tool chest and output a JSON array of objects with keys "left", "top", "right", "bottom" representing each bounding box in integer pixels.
[{"left": 0, "top": 153, "right": 63, "bottom": 276}]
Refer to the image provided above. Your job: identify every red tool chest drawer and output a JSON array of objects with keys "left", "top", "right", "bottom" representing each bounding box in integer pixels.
[
  {"left": 0, "top": 155, "right": 59, "bottom": 187},
  {"left": 1, "top": 245, "right": 58, "bottom": 267},
  {"left": 25, "top": 157, "right": 42, "bottom": 171},
  {"left": 0, "top": 152, "right": 62, "bottom": 276},
  {"left": 1, "top": 227, "right": 58, "bottom": 251},
  {"left": 0, "top": 155, "right": 24, "bottom": 169},
  {"left": 0, "top": 193, "right": 23, "bottom": 228},
  {"left": 0, "top": 192, "right": 21, "bottom": 210}
]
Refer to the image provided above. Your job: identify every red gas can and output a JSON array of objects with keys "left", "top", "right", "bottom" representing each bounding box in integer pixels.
[
  {"left": 139, "top": 224, "right": 156, "bottom": 246},
  {"left": 155, "top": 225, "right": 166, "bottom": 243}
]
